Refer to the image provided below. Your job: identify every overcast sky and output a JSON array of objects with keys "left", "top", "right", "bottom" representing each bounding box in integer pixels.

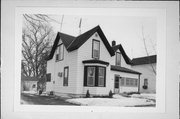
[{"left": 48, "top": 15, "right": 157, "bottom": 59}]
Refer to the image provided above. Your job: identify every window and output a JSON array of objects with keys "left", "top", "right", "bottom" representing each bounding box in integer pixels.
[
  {"left": 116, "top": 52, "right": 121, "bottom": 66},
  {"left": 120, "top": 77, "right": 125, "bottom": 86},
  {"left": 92, "top": 40, "right": 100, "bottom": 59},
  {"left": 46, "top": 73, "right": 51, "bottom": 82},
  {"left": 56, "top": 44, "right": 64, "bottom": 61},
  {"left": 114, "top": 76, "right": 119, "bottom": 88},
  {"left": 98, "top": 67, "right": 105, "bottom": 86},
  {"left": 126, "top": 78, "right": 130, "bottom": 86},
  {"left": 84, "top": 66, "right": 106, "bottom": 87},
  {"left": 87, "top": 67, "right": 95, "bottom": 86},
  {"left": 63, "top": 67, "right": 69, "bottom": 86},
  {"left": 144, "top": 79, "right": 148, "bottom": 86}
]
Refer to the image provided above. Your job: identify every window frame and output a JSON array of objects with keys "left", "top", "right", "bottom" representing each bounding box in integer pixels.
[
  {"left": 56, "top": 43, "right": 64, "bottom": 61},
  {"left": 87, "top": 67, "right": 96, "bottom": 86},
  {"left": 46, "top": 73, "right": 51, "bottom": 82},
  {"left": 84, "top": 66, "right": 106, "bottom": 87},
  {"left": 63, "top": 66, "right": 69, "bottom": 86},
  {"left": 116, "top": 52, "right": 121, "bottom": 66},
  {"left": 92, "top": 39, "right": 100, "bottom": 59},
  {"left": 144, "top": 78, "right": 148, "bottom": 86},
  {"left": 98, "top": 67, "right": 105, "bottom": 87}
]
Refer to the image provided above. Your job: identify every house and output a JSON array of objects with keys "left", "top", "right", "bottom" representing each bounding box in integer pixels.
[
  {"left": 45, "top": 25, "right": 143, "bottom": 97},
  {"left": 132, "top": 55, "right": 156, "bottom": 93},
  {"left": 21, "top": 75, "right": 38, "bottom": 92}
]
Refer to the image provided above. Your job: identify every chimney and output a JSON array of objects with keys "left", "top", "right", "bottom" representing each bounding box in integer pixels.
[{"left": 112, "top": 40, "right": 116, "bottom": 46}]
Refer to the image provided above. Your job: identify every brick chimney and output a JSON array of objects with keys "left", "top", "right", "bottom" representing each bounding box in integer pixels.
[{"left": 112, "top": 40, "right": 116, "bottom": 46}]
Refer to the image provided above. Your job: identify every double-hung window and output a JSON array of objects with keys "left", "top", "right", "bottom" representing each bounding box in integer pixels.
[
  {"left": 63, "top": 67, "right": 69, "bottom": 86},
  {"left": 56, "top": 44, "right": 64, "bottom": 61},
  {"left": 92, "top": 40, "right": 100, "bottom": 59},
  {"left": 98, "top": 67, "right": 105, "bottom": 86},
  {"left": 116, "top": 52, "right": 121, "bottom": 66},
  {"left": 87, "top": 67, "right": 95, "bottom": 86}
]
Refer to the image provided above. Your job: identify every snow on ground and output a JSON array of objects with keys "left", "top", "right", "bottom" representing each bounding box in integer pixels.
[
  {"left": 22, "top": 91, "right": 37, "bottom": 94},
  {"left": 66, "top": 94, "right": 155, "bottom": 107},
  {"left": 130, "top": 93, "right": 156, "bottom": 100}
]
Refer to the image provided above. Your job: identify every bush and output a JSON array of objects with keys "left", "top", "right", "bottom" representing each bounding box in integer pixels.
[
  {"left": 49, "top": 91, "right": 54, "bottom": 96},
  {"left": 109, "top": 90, "right": 113, "bottom": 98},
  {"left": 86, "top": 90, "right": 90, "bottom": 98},
  {"left": 142, "top": 85, "right": 148, "bottom": 89}
]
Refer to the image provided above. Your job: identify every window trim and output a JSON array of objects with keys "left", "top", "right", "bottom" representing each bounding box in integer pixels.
[
  {"left": 46, "top": 73, "right": 51, "bottom": 82},
  {"left": 144, "top": 78, "right": 148, "bottom": 86},
  {"left": 56, "top": 43, "right": 64, "bottom": 61},
  {"left": 87, "top": 67, "right": 95, "bottom": 86},
  {"left": 92, "top": 39, "right": 100, "bottom": 59},
  {"left": 98, "top": 67, "right": 105, "bottom": 87},
  {"left": 84, "top": 65, "right": 106, "bottom": 87},
  {"left": 63, "top": 66, "right": 69, "bottom": 86},
  {"left": 116, "top": 52, "right": 121, "bottom": 66}
]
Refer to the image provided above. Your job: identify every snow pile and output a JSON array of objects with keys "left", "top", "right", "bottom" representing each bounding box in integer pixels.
[
  {"left": 131, "top": 93, "right": 156, "bottom": 100},
  {"left": 112, "top": 94, "right": 128, "bottom": 99},
  {"left": 66, "top": 96, "right": 155, "bottom": 107},
  {"left": 22, "top": 91, "right": 37, "bottom": 94}
]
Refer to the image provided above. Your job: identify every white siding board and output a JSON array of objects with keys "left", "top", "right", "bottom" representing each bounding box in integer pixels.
[
  {"left": 132, "top": 63, "right": 156, "bottom": 93},
  {"left": 46, "top": 38, "right": 78, "bottom": 94}
]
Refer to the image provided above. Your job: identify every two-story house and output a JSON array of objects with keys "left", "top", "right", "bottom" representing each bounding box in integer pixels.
[{"left": 45, "top": 25, "right": 142, "bottom": 97}]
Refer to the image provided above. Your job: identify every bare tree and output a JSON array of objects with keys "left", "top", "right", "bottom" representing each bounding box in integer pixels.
[
  {"left": 22, "top": 14, "right": 55, "bottom": 78},
  {"left": 141, "top": 26, "right": 156, "bottom": 75}
]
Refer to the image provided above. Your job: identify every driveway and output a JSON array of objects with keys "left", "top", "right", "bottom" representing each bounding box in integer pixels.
[{"left": 21, "top": 93, "right": 80, "bottom": 105}]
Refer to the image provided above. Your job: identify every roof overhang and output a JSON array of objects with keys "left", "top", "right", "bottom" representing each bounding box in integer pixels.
[
  {"left": 82, "top": 59, "right": 109, "bottom": 66},
  {"left": 111, "top": 65, "right": 141, "bottom": 75}
]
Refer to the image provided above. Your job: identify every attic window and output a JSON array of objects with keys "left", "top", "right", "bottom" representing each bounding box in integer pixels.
[
  {"left": 116, "top": 52, "right": 121, "bottom": 66},
  {"left": 92, "top": 39, "right": 100, "bottom": 59},
  {"left": 56, "top": 44, "right": 64, "bottom": 61}
]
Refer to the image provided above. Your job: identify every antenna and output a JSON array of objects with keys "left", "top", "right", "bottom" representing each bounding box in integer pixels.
[
  {"left": 79, "top": 18, "right": 82, "bottom": 35},
  {"left": 60, "top": 15, "right": 64, "bottom": 32}
]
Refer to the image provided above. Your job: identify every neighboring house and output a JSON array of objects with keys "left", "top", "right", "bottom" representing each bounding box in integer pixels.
[
  {"left": 132, "top": 55, "right": 156, "bottom": 93},
  {"left": 45, "top": 25, "right": 150, "bottom": 97},
  {"left": 21, "top": 75, "right": 38, "bottom": 92}
]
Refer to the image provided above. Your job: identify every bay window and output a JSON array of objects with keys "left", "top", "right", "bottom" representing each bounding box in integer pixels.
[{"left": 84, "top": 66, "right": 106, "bottom": 87}]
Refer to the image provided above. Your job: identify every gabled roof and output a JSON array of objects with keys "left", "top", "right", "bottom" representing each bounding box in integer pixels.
[
  {"left": 111, "top": 65, "right": 141, "bottom": 74},
  {"left": 112, "top": 44, "right": 132, "bottom": 65},
  {"left": 131, "top": 55, "right": 156, "bottom": 65},
  {"left": 47, "top": 25, "right": 115, "bottom": 60}
]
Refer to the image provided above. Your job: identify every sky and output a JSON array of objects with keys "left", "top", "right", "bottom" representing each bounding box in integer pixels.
[{"left": 48, "top": 14, "right": 157, "bottom": 59}]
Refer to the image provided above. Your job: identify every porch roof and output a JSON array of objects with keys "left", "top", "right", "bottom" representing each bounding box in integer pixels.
[
  {"left": 111, "top": 65, "right": 141, "bottom": 75},
  {"left": 82, "top": 59, "right": 109, "bottom": 66}
]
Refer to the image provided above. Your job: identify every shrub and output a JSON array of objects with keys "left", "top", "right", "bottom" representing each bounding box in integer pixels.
[
  {"left": 109, "top": 90, "right": 113, "bottom": 98},
  {"left": 86, "top": 90, "right": 90, "bottom": 98},
  {"left": 49, "top": 91, "right": 54, "bottom": 96}
]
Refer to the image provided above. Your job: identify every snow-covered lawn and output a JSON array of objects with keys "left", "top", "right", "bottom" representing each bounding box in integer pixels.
[
  {"left": 130, "top": 93, "right": 156, "bottom": 100},
  {"left": 66, "top": 94, "right": 155, "bottom": 107}
]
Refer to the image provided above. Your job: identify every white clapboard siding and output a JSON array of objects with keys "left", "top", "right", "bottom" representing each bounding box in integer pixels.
[
  {"left": 132, "top": 63, "right": 156, "bottom": 93},
  {"left": 46, "top": 38, "right": 78, "bottom": 94},
  {"left": 76, "top": 32, "right": 113, "bottom": 95},
  {"left": 113, "top": 49, "right": 131, "bottom": 69},
  {"left": 110, "top": 70, "right": 139, "bottom": 93}
]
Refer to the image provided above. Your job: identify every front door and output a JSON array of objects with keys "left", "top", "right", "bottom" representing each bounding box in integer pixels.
[{"left": 114, "top": 75, "right": 119, "bottom": 94}]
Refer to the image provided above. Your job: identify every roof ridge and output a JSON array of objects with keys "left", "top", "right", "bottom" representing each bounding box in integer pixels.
[{"left": 67, "top": 25, "right": 100, "bottom": 50}]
